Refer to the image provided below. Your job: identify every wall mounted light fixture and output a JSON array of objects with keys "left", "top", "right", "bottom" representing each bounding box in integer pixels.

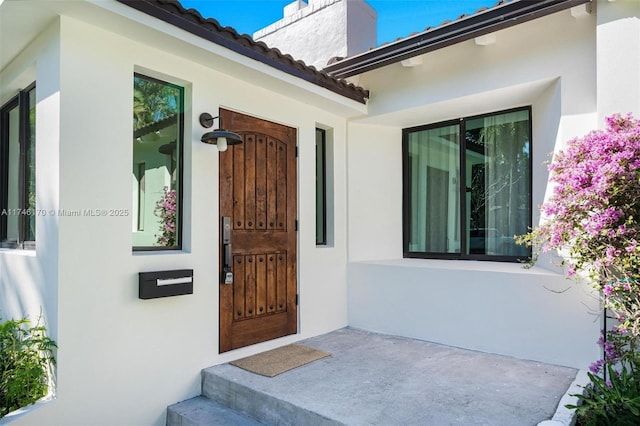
[{"left": 199, "top": 113, "right": 243, "bottom": 152}]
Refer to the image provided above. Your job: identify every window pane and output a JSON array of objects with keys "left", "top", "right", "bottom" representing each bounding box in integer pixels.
[
  {"left": 465, "top": 110, "right": 530, "bottom": 256},
  {"left": 1, "top": 85, "right": 36, "bottom": 248},
  {"left": 132, "top": 74, "right": 182, "bottom": 248},
  {"left": 407, "top": 124, "right": 460, "bottom": 253},
  {"left": 26, "top": 87, "right": 36, "bottom": 242},
  {"left": 6, "top": 105, "right": 20, "bottom": 243},
  {"left": 315, "top": 129, "right": 326, "bottom": 245}
]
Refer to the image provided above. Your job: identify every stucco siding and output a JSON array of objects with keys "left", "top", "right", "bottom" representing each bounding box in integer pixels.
[
  {"left": 2, "top": 12, "right": 350, "bottom": 425},
  {"left": 345, "top": 7, "right": 601, "bottom": 368}
]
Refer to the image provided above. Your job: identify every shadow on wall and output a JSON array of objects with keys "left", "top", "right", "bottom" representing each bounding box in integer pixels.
[{"left": 0, "top": 196, "right": 58, "bottom": 343}]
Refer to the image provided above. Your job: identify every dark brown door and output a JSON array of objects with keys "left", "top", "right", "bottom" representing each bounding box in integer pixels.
[{"left": 219, "top": 109, "right": 297, "bottom": 353}]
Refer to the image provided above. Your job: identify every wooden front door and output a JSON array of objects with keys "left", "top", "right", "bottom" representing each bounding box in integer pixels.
[{"left": 218, "top": 109, "right": 297, "bottom": 353}]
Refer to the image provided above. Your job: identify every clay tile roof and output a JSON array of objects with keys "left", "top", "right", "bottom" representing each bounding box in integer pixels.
[
  {"left": 116, "top": 0, "right": 369, "bottom": 104},
  {"left": 324, "top": 0, "right": 591, "bottom": 78}
]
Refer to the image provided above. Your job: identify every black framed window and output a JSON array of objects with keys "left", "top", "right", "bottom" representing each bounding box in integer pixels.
[
  {"left": 0, "top": 83, "right": 36, "bottom": 249},
  {"left": 403, "top": 107, "right": 532, "bottom": 261},
  {"left": 132, "top": 73, "right": 184, "bottom": 250},
  {"left": 315, "top": 128, "right": 327, "bottom": 245}
]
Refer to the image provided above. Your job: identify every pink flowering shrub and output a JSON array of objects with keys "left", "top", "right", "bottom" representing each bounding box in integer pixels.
[
  {"left": 154, "top": 187, "right": 177, "bottom": 246},
  {"left": 532, "top": 114, "right": 640, "bottom": 276},
  {"left": 518, "top": 114, "right": 640, "bottom": 422},
  {"left": 519, "top": 113, "right": 640, "bottom": 333}
]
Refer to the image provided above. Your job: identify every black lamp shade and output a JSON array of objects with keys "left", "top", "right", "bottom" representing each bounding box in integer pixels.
[{"left": 201, "top": 129, "right": 243, "bottom": 145}]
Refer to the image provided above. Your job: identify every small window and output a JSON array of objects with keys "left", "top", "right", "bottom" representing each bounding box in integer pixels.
[
  {"left": 403, "top": 107, "right": 532, "bottom": 261},
  {"left": 0, "top": 83, "right": 36, "bottom": 249},
  {"left": 315, "top": 128, "right": 327, "bottom": 245},
  {"left": 132, "top": 73, "right": 183, "bottom": 250}
]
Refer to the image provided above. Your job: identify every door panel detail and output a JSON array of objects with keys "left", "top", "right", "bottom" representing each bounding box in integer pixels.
[
  {"left": 219, "top": 109, "right": 297, "bottom": 353},
  {"left": 232, "top": 252, "right": 287, "bottom": 320}
]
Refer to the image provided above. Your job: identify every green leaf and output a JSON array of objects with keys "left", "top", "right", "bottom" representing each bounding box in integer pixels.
[{"left": 0, "top": 316, "right": 56, "bottom": 419}]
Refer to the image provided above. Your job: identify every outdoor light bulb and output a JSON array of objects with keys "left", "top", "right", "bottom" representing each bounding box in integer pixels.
[{"left": 217, "top": 137, "right": 228, "bottom": 152}]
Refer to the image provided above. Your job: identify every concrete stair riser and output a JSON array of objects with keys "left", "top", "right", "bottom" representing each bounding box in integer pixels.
[
  {"left": 202, "top": 369, "right": 342, "bottom": 426},
  {"left": 166, "top": 396, "right": 264, "bottom": 426}
]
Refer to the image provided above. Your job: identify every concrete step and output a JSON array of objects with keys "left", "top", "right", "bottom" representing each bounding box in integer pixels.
[
  {"left": 167, "top": 396, "right": 266, "bottom": 426},
  {"left": 202, "top": 367, "right": 341, "bottom": 425},
  {"left": 168, "top": 328, "right": 578, "bottom": 426}
]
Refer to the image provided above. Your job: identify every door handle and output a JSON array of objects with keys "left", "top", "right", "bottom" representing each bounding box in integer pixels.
[
  {"left": 224, "top": 243, "right": 232, "bottom": 269},
  {"left": 222, "top": 217, "right": 233, "bottom": 284}
]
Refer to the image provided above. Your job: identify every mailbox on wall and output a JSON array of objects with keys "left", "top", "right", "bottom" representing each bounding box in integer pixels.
[{"left": 139, "top": 269, "right": 193, "bottom": 299}]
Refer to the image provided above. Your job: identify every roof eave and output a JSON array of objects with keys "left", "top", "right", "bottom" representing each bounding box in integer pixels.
[
  {"left": 324, "top": 0, "right": 592, "bottom": 78},
  {"left": 116, "top": 0, "right": 369, "bottom": 104}
]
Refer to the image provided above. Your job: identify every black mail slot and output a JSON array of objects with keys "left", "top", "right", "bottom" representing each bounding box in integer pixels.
[{"left": 139, "top": 269, "right": 193, "bottom": 299}]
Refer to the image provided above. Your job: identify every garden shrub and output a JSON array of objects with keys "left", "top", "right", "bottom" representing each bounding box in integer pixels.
[
  {"left": 518, "top": 113, "right": 640, "bottom": 423},
  {"left": 0, "top": 316, "right": 56, "bottom": 418}
]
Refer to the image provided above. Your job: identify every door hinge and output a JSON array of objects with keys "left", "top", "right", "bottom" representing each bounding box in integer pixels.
[
  {"left": 295, "top": 146, "right": 298, "bottom": 157},
  {"left": 295, "top": 294, "right": 299, "bottom": 305},
  {"left": 295, "top": 219, "right": 298, "bottom": 231}
]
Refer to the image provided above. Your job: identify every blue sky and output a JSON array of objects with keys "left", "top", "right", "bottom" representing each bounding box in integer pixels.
[{"left": 179, "top": 0, "right": 498, "bottom": 46}]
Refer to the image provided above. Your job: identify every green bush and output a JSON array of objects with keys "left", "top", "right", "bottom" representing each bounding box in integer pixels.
[
  {"left": 0, "top": 316, "right": 56, "bottom": 418},
  {"left": 568, "top": 364, "right": 640, "bottom": 425}
]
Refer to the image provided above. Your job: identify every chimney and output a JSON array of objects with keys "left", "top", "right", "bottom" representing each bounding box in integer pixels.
[
  {"left": 253, "top": 0, "right": 377, "bottom": 70},
  {"left": 284, "top": 0, "right": 308, "bottom": 17}
]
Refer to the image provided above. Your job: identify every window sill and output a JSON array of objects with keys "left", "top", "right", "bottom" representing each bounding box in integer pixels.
[
  {"left": 132, "top": 250, "right": 190, "bottom": 256},
  {"left": 349, "top": 257, "right": 563, "bottom": 276},
  {"left": 0, "top": 247, "right": 36, "bottom": 256}
]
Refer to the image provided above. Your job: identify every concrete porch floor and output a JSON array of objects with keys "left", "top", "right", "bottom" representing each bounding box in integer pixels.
[{"left": 179, "top": 327, "right": 580, "bottom": 425}]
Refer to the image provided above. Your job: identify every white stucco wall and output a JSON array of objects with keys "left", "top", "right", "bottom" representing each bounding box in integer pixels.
[
  {"left": 0, "top": 20, "right": 61, "bottom": 362},
  {"left": 346, "top": 8, "right": 602, "bottom": 368},
  {"left": 254, "top": 0, "right": 376, "bottom": 70},
  {"left": 596, "top": 0, "right": 640, "bottom": 123},
  {"left": 1, "top": 4, "right": 355, "bottom": 423}
]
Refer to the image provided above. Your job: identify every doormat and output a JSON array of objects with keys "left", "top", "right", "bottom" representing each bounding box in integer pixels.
[{"left": 230, "top": 344, "right": 331, "bottom": 377}]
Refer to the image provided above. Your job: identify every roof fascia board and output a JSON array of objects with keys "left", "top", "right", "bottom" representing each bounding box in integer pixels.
[
  {"left": 325, "top": 0, "right": 592, "bottom": 78},
  {"left": 116, "top": 0, "right": 368, "bottom": 104}
]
